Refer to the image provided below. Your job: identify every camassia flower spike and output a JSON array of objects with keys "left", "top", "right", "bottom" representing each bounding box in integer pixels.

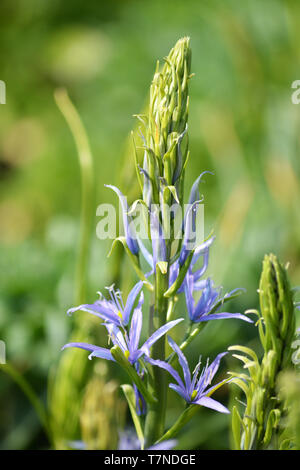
[
  {"left": 146, "top": 336, "right": 230, "bottom": 413},
  {"left": 66, "top": 280, "right": 144, "bottom": 327}
]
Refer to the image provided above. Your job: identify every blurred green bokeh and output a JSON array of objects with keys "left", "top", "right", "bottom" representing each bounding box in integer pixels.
[{"left": 0, "top": 0, "right": 300, "bottom": 449}]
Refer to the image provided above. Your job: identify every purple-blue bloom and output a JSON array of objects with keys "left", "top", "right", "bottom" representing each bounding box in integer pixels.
[
  {"left": 146, "top": 336, "right": 230, "bottom": 414},
  {"left": 63, "top": 291, "right": 183, "bottom": 366},
  {"left": 98, "top": 298, "right": 183, "bottom": 365},
  {"left": 184, "top": 274, "right": 251, "bottom": 324},
  {"left": 179, "top": 171, "right": 213, "bottom": 266},
  {"left": 169, "top": 236, "right": 215, "bottom": 292},
  {"left": 67, "top": 281, "right": 143, "bottom": 327}
]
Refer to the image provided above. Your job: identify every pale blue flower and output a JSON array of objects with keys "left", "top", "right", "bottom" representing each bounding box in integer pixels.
[
  {"left": 184, "top": 274, "right": 251, "bottom": 324},
  {"left": 63, "top": 292, "right": 183, "bottom": 366},
  {"left": 67, "top": 280, "right": 143, "bottom": 327},
  {"left": 146, "top": 336, "right": 230, "bottom": 413}
]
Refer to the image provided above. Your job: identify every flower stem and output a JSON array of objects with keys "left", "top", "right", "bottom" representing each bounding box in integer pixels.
[
  {"left": 156, "top": 404, "right": 200, "bottom": 443},
  {"left": 54, "top": 88, "right": 94, "bottom": 305},
  {"left": 144, "top": 265, "right": 169, "bottom": 446}
]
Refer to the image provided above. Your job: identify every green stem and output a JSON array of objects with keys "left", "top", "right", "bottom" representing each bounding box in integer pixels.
[
  {"left": 54, "top": 88, "right": 94, "bottom": 305},
  {"left": 156, "top": 404, "right": 200, "bottom": 443},
  {"left": 144, "top": 265, "right": 169, "bottom": 446}
]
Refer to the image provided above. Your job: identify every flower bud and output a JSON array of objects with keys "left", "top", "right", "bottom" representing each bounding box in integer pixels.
[{"left": 139, "top": 37, "right": 192, "bottom": 206}]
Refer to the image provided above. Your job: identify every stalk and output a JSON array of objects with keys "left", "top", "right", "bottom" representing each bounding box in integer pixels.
[
  {"left": 145, "top": 264, "right": 169, "bottom": 445},
  {"left": 139, "top": 38, "right": 191, "bottom": 446},
  {"left": 54, "top": 88, "right": 94, "bottom": 305},
  {"left": 49, "top": 89, "right": 95, "bottom": 448}
]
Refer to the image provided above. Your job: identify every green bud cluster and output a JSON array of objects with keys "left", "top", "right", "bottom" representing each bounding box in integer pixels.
[
  {"left": 230, "top": 254, "right": 297, "bottom": 450},
  {"left": 136, "top": 37, "right": 191, "bottom": 206},
  {"left": 259, "top": 254, "right": 295, "bottom": 371}
]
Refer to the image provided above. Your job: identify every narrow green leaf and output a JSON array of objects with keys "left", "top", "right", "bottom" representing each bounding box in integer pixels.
[
  {"left": 164, "top": 249, "right": 194, "bottom": 298},
  {"left": 121, "top": 384, "right": 145, "bottom": 449},
  {"left": 232, "top": 406, "right": 242, "bottom": 450}
]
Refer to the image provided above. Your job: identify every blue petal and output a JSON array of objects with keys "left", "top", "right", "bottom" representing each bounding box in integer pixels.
[
  {"left": 145, "top": 357, "right": 185, "bottom": 390},
  {"left": 140, "top": 318, "right": 183, "bottom": 354},
  {"left": 203, "top": 352, "right": 227, "bottom": 386},
  {"left": 67, "top": 302, "right": 121, "bottom": 326},
  {"left": 193, "top": 396, "right": 230, "bottom": 414},
  {"left": 167, "top": 336, "right": 191, "bottom": 391},
  {"left": 169, "top": 260, "right": 179, "bottom": 288},
  {"left": 62, "top": 342, "right": 115, "bottom": 362},
  {"left": 197, "top": 312, "right": 253, "bottom": 323},
  {"left": 88, "top": 347, "right": 116, "bottom": 361},
  {"left": 184, "top": 272, "right": 195, "bottom": 319},
  {"left": 61, "top": 342, "right": 99, "bottom": 352},
  {"left": 191, "top": 251, "right": 210, "bottom": 282},
  {"left": 137, "top": 238, "right": 153, "bottom": 268},
  {"left": 150, "top": 209, "right": 166, "bottom": 271},
  {"left": 123, "top": 281, "right": 144, "bottom": 325},
  {"left": 193, "top": 279, "right": 218, "bottom": 319},
  {"left": 187, "top": 171, "right": 214, "bottom": 207},
  {"left": 105, "top": 323, "right": 128, "bottom": 352},
  {"left": 169, "top": 383, "right": 190, "bottom": 402},
  {"left": 129, "top": 301, "right": 143, "bottom": 355},
  {"left": 179, "top": 200, "right": 201, "bottom": 266},
  {"left": 191, "top": 236, "right": 215, "bottom": 267},
  {"left": 192, "top": 279, "right": 207, "bottom": 291},
  {"left": 224, "top": 287, "right": 246, "bottom": 299}
]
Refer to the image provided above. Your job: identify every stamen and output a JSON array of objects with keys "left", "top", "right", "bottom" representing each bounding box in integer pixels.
[
  {"left": 193, "top": 355, "right": 202, "bottom": 375},
  {"left": 115, "top": 289, "right": 125, "bottom": 309},
  {"left": 105, "top": 284, "right": 123, "bottom": 312}
]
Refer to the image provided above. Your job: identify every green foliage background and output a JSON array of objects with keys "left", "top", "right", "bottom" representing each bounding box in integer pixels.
[{"left": 0, "top": 0, "right": 300, "bottom": 449}]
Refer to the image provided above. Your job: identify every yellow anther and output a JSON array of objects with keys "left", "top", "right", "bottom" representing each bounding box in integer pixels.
[
  {"left": 191, "top": 390, "right": 197, "bottom": 400},
  {"left": 124, "top": 350, "right": 130, "bottom": 360},
  {"left": 117, "top": 311, "right": 123, "bottom": 319}
]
